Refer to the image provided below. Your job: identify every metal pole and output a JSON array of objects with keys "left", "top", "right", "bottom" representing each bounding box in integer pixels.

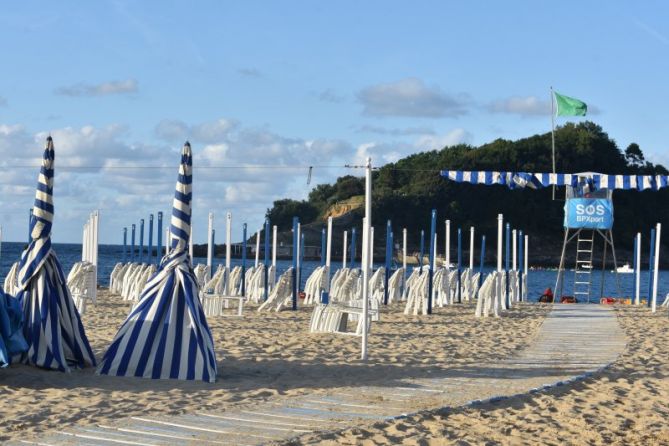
[
  {"left": 445, "top": 220, "right": 451, "bottom": 268},
  {"left": 321, "top": 227, "right": 326, "bottom": 266},
  {"left": 469, "top": 227, "right": 475, "bottom": 271},
  {"left": 225, "top": 213, "right": 232, "bottom": 296},
  {"left": 647, "top": 228, "right": 655, "bottom": 308},
  {"left": 272, "top": 225, "right": 278, "bottom": 268},
  {"left": 139, "top": 219, "right": 145, "bottom": 263},
  {"left": 524, "top": 235, "right": 529, "bottom": 300},
  {"left": 264, "top": 218, "right": 270, "bottom": 302},
  {"left": 384, "top": 220, "right": 391, "bottom": 305},
  {"left": 297, "top": 223, "right": 302, "bottom": 294},
  {"left": 300, "top": 232, "right": 305, "bottom": 293},
  {"left": 131, "top": 223, "right": 136, "bottom": 262},
  {"left": 457, "top": 227, "right": 462, "bottom": 303},
  {"left": 157, "top": 211, "right": 163, "bottom": 264},
  {"left": 428, "top": 209, "right": 437, "bottom": 314},
  {"left": 519, "top": 231, "right": 524, "bottom": 302},
  {"left": 497, "top": 214, "right": 503, "bottom": 313},
  {"left": 512, "top": 229, "right": 517, "bottom": 271},
  {"left": 652, "top": 223, "right": 661, "bottom": 312},
  {"left": 325, "top": 217, "right": 333, "bottom": 291},
  {"left": 505, "top": 222, "right": 510, "bottom": 308},
  {"left": 361, "top": 157, "right": 372, "bottom": 360},
  {"left": 634, "top": 232, "right": 641, "bottom": 305},
  {"left": 123, "top": 227, "right": 127, "bottom": 262},
  {"left": 148, "top": 214, "right": 154, "bottom": 265},
  {"left": 350, "top": 228, "right": 357, "bottom": 269},
  {"left": 343, "top": 230, "right": 348, "bottom": 268},
  {"left": 292, "top": 216, "right": 298, "bottom": 310},
  {"left": 419, "top": 230, "right": 425, "bottom": 274},
  {"left": 207, "top": 212, "right": 214, "bottom": 281},
  {"left": 478, "top": 235, "right": 486, "bottom": 299},
  {"left": 402, "top": 228, "right": 407, "bottom": 294},
  {"left": 241, "top": 223, "right": 247, "bottom": 297},
  {"left": 255, "top": 230, "right": 260, "bottom": 268}
]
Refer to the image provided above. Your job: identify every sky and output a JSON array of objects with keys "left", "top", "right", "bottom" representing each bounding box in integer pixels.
[{"left": 1, "top": 0, "right": 669, "bottom": 244}]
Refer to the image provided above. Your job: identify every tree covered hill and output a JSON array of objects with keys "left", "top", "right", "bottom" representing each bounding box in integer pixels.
[{"left": 266, "top": 122, "right": 669, "bottom": 264}]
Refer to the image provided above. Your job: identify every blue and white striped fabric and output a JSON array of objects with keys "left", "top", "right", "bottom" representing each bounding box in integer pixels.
[
  {"left": 16, "top": 137, "right": 96, "bottom": 371},
  {"left": 98, "top": 142, "right": 217, "bottom": 382},
  {"left": 441, "top": 170, "right": 669, "bottom": 191}
]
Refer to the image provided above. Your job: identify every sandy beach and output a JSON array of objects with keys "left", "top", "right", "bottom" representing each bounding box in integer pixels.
[
  {"left": 293, "top": 305, "right": 669, "bottom": 446},
  {"left": 0, "top": 290, "right": 548, "bottom": 443}
]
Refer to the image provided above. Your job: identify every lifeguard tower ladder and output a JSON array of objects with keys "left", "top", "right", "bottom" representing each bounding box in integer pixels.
[{"left": 555, "top": 175, "right": 621, "bottom": 302}]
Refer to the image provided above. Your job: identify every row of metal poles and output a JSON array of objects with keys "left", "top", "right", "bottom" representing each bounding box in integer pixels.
[{"left": 632, "top": 223, "right": 663, "bottom": 312}]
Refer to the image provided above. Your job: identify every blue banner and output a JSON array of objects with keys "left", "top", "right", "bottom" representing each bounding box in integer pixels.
[{"left": 564, "top": 198, "right": 614, "bottom": 229}]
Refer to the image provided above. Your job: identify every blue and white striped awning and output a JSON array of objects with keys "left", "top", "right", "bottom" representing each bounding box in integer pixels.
[{"left": 440, "top": 170, "right": 669, "bottom": 191}]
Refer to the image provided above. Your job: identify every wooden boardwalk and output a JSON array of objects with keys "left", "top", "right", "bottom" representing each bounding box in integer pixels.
[{"left": 12, "top": 304, "right": 626, "bottom": 446}]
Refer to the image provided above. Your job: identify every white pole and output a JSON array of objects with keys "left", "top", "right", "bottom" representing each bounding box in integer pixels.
[
  {"left": 272, "top": 225, "right": 277, "bottom": 267},
  {"left": 225, "top": 212, "right": 232, "bottom": 295},
  {"left": 635, "top": 232, "right": 641, "bottom": 305},
  {"left": 370, "top": 226, "right": 375, "bottom": 269},
  {"left": 343, "top": 230, "right": 348, "bottom": 268},
  {"left": 402, "top": 227, "right": 407, "bottom": 276},
  {"left": 361, "top": 157, "right": 372, "bottom": 361},
  {"left": 433, "top": 233, "right": 438, "bottom": 270},
  {"left": 524, "top": 234, "right": 529, "bottom": 301},
  {"left": 207, "top": 212, "right": 214, "bottom": 281},
  {"left": 512, "top": 229, "right": 517, "bottom": 271},
  {"left": 469, "top": 227, "right": 475, "bottom": 271},
  {"left": 93, "top": 211, "right": 99, "bottom": 268},
  {"left": 93, "top": 211, "right": 99, "bottom": 298},
  {"left": 325, "top": 216, "right": 333, "bottom": 290},
  {"left": 254, "top": 230, "right": 260, "bottom": 268},
  {"left": 652, "top": 223, "right": 661, "bottom": 312},
  {"left": 82, "top": 222, "right": 87, "bottom": 262},
  {"left": 445, "top": 220, "right": 451, "bottom": 268},
  {"left": 496, "top": 214, "right": 503, "bottom": 313}
]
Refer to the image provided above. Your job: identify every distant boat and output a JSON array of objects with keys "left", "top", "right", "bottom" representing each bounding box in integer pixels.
[{"left": 614, "top": 263, "right": 634, "bottom": 274}]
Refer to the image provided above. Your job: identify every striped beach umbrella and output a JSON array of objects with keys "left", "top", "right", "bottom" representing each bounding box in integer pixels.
[
  {"left": 16, "top": 137, "right": 96, "bottom": 371},
  {"left": 98, "top": 142, "right": 217, "bottom": 382}
]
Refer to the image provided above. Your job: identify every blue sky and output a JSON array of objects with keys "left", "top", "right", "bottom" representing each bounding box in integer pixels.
[{"left": 1, "top": 1, "right": 668, "bottom": 243}]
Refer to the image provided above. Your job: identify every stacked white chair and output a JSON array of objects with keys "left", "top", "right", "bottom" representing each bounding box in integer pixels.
[
  {"left": 257, "top": 268, "right": 294, "bottom": 312},
  {"left": 386, "top": 267, "right": 405, "bottom": 304},
  {"left": 475, "top": 272, "right": 500, "bottom": 317},
  {"left": 303, "top": 266, "right": 327, "bottom": 305},
  {"left": 67, "top": 261, "right": 97, "bottom": 315}
]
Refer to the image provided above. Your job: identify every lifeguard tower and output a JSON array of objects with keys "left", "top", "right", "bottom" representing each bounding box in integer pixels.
[{"left": 555, "top": 174, "right": 621, "bottom": 302}]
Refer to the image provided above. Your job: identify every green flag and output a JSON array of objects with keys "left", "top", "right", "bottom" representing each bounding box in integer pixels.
[{"left": 554, "top": 91, "right": 587, "bottom": 116}]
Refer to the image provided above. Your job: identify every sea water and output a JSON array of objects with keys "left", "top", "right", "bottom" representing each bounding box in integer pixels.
[{"left": 0, "top": 241, "right": 666, "bottom": 304}]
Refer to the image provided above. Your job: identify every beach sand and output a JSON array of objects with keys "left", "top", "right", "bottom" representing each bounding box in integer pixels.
[
  {"left": 293, "top": 305, "right": 669, "bottom": 446},
  {"left": 0, "top": 290, "right": 548, "bottom": 442}
]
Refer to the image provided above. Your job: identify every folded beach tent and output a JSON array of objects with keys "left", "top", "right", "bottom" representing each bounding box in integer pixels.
[
  {"left": 15, "top": 137, "right": 96, "bottom": 371},
  {"left": 98, "top": 142, "right": 217, "bottom": 382}
]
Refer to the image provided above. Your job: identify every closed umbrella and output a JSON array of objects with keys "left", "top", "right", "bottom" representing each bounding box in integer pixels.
[
  {"left": 17, "top": 136, "right": 96, "bottom": 371},
  {"left": 98, "top": 142, "right": 217, "bottom": 381}
]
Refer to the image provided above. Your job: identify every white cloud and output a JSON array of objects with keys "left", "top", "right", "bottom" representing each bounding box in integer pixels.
[
  {"left": 413, "top": 128, "right": 472, "bottom": 150},
  {"left": 55, "top": 79, "right": 138, "bottom": 97},
  {"left": 355, "top": 125, "right": 435, "bottom": 136},
  {"left": 357, "top": 77, "right": 471, "bottom": 118},
  {"left": 488, "top": 96, "right": 550, "bottom": 116}
]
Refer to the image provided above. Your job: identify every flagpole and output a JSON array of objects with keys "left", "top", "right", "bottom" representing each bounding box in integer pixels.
[{"left": 550, "top": 86, "right": 556, "bottom": 200}]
